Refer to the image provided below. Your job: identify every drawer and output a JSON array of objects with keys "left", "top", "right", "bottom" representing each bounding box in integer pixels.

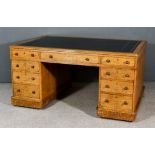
[
  {"left": 26, "top": 61, "right": 40, "bottom": 73},
  {"left": 25, "top": 74, "right": 40, "bottom": 85},
  {"left": 12, "top": 72, "right": 40, "bottom": 85},
  {"left": 41, "top": 52, "right": 76, "bottom": 64},
  {"left": 100, "top": 93, "right": 132, "bottom": 112},
  {"left": 100, "top": 80, "right": 134, "bottom": 95},
  {"left": 25, "top": 51, "right": 39, "bottom": 60},
  {"left": 100, "top": 68, "right": 134, "bottom": 81},
  {"left": 11, "top": 50, "right": 25, "bottom": 59},
  {"left": 13, "top": 84, "right": 40, "bottom": 99},
  {"left": 12, "top": 72, "right": 25, "bottom": 83},
  {"left": 12, "top": 60, "right": 26, "bottom": 71},
  {"left": 101, "top": 56, "right": 135, "bottom": 67},
  {"left": 76, "top": 55, "right": 99, "bottom": 64}
]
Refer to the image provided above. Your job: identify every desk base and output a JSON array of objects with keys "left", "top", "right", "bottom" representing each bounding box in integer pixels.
[{"left": 11, "top": 95, "right": 56, "bottom": 109}]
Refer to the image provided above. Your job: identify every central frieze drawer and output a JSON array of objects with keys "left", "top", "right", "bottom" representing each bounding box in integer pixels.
[
  {"left": 100, "top": 80, "right": 134, "bottom": 95},
  {"left": 41, "top": 52, "right": 76, "bottom": 64},
  {"left": 76, "top": 55, "right": 99, "bottom": 64}
]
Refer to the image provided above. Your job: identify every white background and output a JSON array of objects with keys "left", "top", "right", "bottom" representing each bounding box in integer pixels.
[{"left": 0, "top": 0, "right": 155, "bottom": 155}]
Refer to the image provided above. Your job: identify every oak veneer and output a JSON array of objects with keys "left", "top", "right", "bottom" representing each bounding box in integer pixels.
[{"left": 10, "top": 36, "right": 146, "bottom": 121}]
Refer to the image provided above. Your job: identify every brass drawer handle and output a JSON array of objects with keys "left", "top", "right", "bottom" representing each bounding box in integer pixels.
[
  {"left": 16, "top": 64, "right": 19, "bottom": 68},
  {"left": 32, "top": 91, "right": 36, "bottom": 94},
  {"left": 124, "top": 87, "right": 128, "bottom": 90},
  {"left": 16, "top": 76, "right": 20, "bottom": 79},
  {"left": 124, "top": 61, "right": 130, "bottom": 64},
  {"left": 106, "top": 72, "right": 111, "bottom": 76},
  {"left": 49, "top": 55, "right": 53, "bottom": 59},
  {"left": 15, "top": 53, "right": 18, "bottom": 56},
  {"left": 17, "top": 89, "right": 20, "bottom": 92},
  {"left": 31, "top": 53, "right": 35, "bottom": 57},
  {"left": 31, "top": 65, "right": 35, "bottom": 69},
  {"left": 125, "top": 74, "right": 130, "bottom": 78},
  {"left": 31, "top": 77, "right": 35, "bottom": 81},
  {"left": 104, "top": 99, "right": 109, "bottom": 103},
  {"left": 123, "top": 101, "right": 128, "bottom": 105},
  {"left": 106, "top": 59, "right": 111, "bottom": 63},
  {"left": 85, "top": 58, "right": 90, "bottom": 61},
  {"left": 105, "top": 85, "right": 110, "bottom": 88}
]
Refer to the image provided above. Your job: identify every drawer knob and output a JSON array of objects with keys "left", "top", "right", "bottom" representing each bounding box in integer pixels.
[
  {"left": 16, "top": 64, "right": 19, "bottom": 68},
  {"left": 124, "top": 87, "right": 128, "bottom": 90},
  {"left": 16, "top": 76, "right": 20, "bottom": 79},
  {"left": 85, "top": 58, "right": 90, "bottom": 61},
  {"left": 105, "top": 85, "right": 110, "bottom": 88},
  {"left": 123, "top": 101, "right": 128, "bottom": 105},
  {"left": 31, "top": 54, "right": 35, "bottom": 57},
  {"left": 104, "top": 99, "right": 109, "bottom": 103},
  {"left": 49, "top": 55, "right": 53, "bottom": 59},
  {"left": 31, "top": 77, "right": 35, "bottom": 80},
  {"left": 31, "top": 65, "right": 35, "bottom": 69},
  {"left": 106, "top": 72, "right": 111, "bottom": 76},
  {"left": 125, "top": 74, "right": 130, "bottom": 78},
  {"left": 124, "top": 61, "right": 130, "bottom": 64},
  {"left": 17, "top": 89, "right": 20, "bottom": 92},
  {"left": 15, "top": 53, "right": 18, "bottom": 56},
  {"left": 106, "top": 59, "right": 111, "bottom": 63},
  {"left": 32, "top": 91, "right": 36, "bottom": 94}
]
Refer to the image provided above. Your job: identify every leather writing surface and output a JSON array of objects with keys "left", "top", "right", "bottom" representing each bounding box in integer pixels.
[{"left": 19, "top": 36, "right": 140, "bottom": 53}]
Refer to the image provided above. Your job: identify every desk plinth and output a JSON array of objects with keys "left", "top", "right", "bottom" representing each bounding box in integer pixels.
[{"left": 10, "top": 36, "right": 146, "bottom": 121}]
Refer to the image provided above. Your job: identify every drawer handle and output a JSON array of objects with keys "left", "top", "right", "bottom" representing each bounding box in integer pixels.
[
  {"left": 105, "top": 85, "right": 110, "bottom": 88},
  {"left": 31, "top": 54, "right": 35, "bottom": 57},
  {"left": 124, "top": 61, "right": 130, "bottom": 64},
  {"left": 32, "top": 91, "right": 36, "bottom": 94},
  {"left": 85, "top": 58, "right": 90, "bottom": 61},
  {"left": 124, "top": 87, "right": 128, "bottom": 90},
  {"left": 16, "top": 76, "right": 20, "bottom": 79},
  {"left": 125, "top": 74, "right": 130, "bottom": 78},
  {"left": 106, "top": 72, "right": 111, "bottom": 76},
  {"left": 104, "top": 99, "right": 109, "bottom": 103},
  {"left": 106, "top": 59, "right": 111, "bottom": 63},
  {"left": 49, "top": 55, "right": 53, "bottom": 59},
  {"left": 17, "top": 89, "right": 20, "bottom": 92},
  {"left": 16, "top": 64, "right": 19, "bottom": 68},
  {"left": 123, "top": 101, "right": 128, "bottom": 105},
  {"left": 31, "top": 65, "right": 35, "bottom": 69},
  {"left": 31, "top": 77, "right": 35, "bottom": 81},
  {"left": 15, "top": 53, "right": 18, "bottom": 56}
]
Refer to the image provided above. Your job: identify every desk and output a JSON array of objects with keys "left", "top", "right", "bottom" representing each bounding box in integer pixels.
[{"left": 10, "top": 36, "right": 146, "bottom": 121}]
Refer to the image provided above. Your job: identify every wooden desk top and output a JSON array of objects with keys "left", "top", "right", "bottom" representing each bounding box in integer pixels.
[{"left": 17, "top": 36, "right": 140, "bottom": 53}]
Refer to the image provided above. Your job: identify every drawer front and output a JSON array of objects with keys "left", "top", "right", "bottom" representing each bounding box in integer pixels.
[
  {"left": 100, "top": 80, "right": 134, "bottom": 95},
  {"left": 41, "top": 52, "right": 76, "bottom": 64},
  {"left": 25, "top": 74, "right": 40, "bottom": 85},
  {"left": 100, "top": 93, "right": 132, "bottom": 112},
  {"left": 26, "top": 62, "right": 40, "bottom": 73},
  {"left": 13, "top": 72, "right": 25, "bottom": 83},
  {"left": 12, "top": 60, "right": 25, "bottom": 71},
  {"left": 77, "top": 55, "right": 99, "bottom": 64},
  {"left": 25, "top": 51, "right": 39, "bottom": 60},
  {"left": 13, "top": 84, "right": 40, "bottom": 99},
  {"left": 100, "top": 68, "right": 134, "bottom": 81},
  {"left": 11, "top": 50, "right": 25, "bottom": 59},
  {"left": 13, "top": 72, "right": 40, "bottom": 85},
  {"left": 118, "top": 58, "right": 135, "bottom": 67},
  {"left": 100, "top": 68, "right": 117, "bottom": 80},
  {"left": 117, "top": 69, "right": 134, "bottom": 80},
  {"left": 101, "top": 56, "right": 135, "bottom": 67}
]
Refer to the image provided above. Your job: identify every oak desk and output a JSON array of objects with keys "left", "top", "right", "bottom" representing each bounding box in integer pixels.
[{"left": 10, "top": 36, "right": 146, "bottom": 121}]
